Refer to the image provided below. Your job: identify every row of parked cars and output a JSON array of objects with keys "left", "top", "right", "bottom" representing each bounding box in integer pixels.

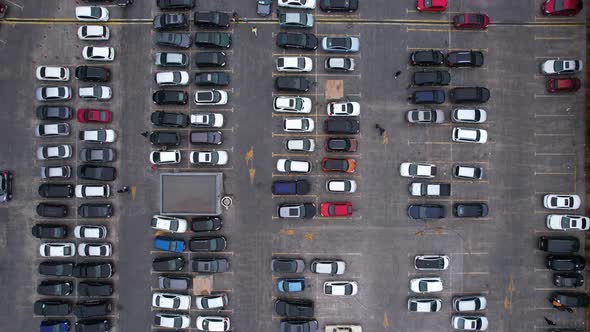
[{"left": 35, "top": 6, "right": 121, "bottom": 332}]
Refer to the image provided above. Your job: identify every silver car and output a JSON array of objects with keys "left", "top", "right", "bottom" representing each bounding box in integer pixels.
[
  {"left": 35, "top": 123, "right": 70, "bottom": 137},
  {"left": 195, "top": 293, "right": 228, "bottom": 309},
  {"left": 321, "top": 36, "right": 360, "bottom": 53},
  {"left": 35, "top": 87, "right": 72, "bottom": 101},
  {"left": 279, "top": 12, "right": 314, "bottom": 28},
  {"left": 406, "top": 109, "right": 444, "bottom": 124}
]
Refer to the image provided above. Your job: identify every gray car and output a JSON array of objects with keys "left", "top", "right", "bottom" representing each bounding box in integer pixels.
[
  {"left": 154, "top": 32, "right": 192, "bottom": 49},
  {"left": 406, "top": 109, "right": 444, "bottom": 124},
  {"left": 158, "top": 275, "right": 191, "bottom": 290},
  {"left": 281, "top": 320, "right": 318, "bottom": 332},
  {"left": 279, "top": 12, "right": 314, "bottom": 28},
  {"left": 79, "top": 148, "right": 115, "bottom": 162},
  {"left": 321, "top": 36, "right": 360, "bottom": 52},
  {"left": 35, "top": 86, "right": 72, "bottom": 101},
  {"left": 257, "top": 0, "right": 271, "bottom": 16},
  {"left": 192, "top": 258, "right": 229, "bottom": 273},
  {"left": 155, "top": 52, "right": 189, "bottom": 67}
]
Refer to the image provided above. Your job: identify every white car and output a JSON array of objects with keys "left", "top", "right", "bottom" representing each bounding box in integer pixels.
[
  {"left": 544, "top": 194, "right": 581, "bottom": 210},
  {"left": 400, "top": 162, "right": 437, "bottom": 178},
  {"left": 453, "top": 296, "right": 487, "bottom": 312},
  {"left": 75, "top": 184, "right": 111, "bottom": 198},
  {"left": 546, "top": 215, "right": 590, "bottom": 230},
  {"left": 541, "top": 59, "right": 583, "bottom": 75},
  {"left": 311, "top": 259, "right": 346, "bottom": 275},
  {"left": 407, "top": 298, "right": 442, "bottom": 312},
  {"left": 36, "top": 66, "right": 70, "bottom": 81},
  {"left": 452, "top": 127, "right": 487, "bottom": 144},
  {"left": 79, "top": 129, "right": 116, "bottom": 143},
  {"left": 74, "top": 225, "right": 108, "bottom": 239},
  {"left": 410, "top": 277, "right": 443, "bottom": 293},
  {"left": 35, "top": 86, "right": 72, "bottom": 101},
  {"left": 78, "top": 25, "right": 110, "bottom": 40},
  {"left": 41, "top": 166, "right": 72, "bottom": 179},
  {"left": 286, "top": 139, "right": 315, "bottom": 152},
  {"left": 276, "top": 159, "right": 311, "bottom": 173},
  {"left": 151, "top": 215, "right": 188, "bottom": 233},
  {"left": 324, "top": 326, "right": 361, "bottom": 332},
  {"left": 283, "top": 118, "right": 314, "bottom": 132},
  {"left": 452, "top": 108, "right": 487, "bottom": 123},
  {"left": 79, "top": 86, "right": 112, "bottom": 100},
  {"left": 451, "top": 316, "right": 488, "bottom": 331},
  {"left": 276, "top": 56, "right": 313, "bottom": 72},
  {"left": 414, "top": 255, "right": 450, "bottom": 270},
  {"left": 190, "top": 112, "right": 224, "bottom": 128},
  {"left": 78, "top": 243, "right": 112, "bottom": 257},
  {"left": 82, "top": 46, "right": 115, "bottom": 61},
  {"left": 278, "top": 0, "right": 316, "bottom": 9},
  {"left": 273, "top": 96, "right": 312, "bottom": 113},
  {"left": 37, "top": 145, "right": 72, "bottom": 160},
  {"left": 196, "top": 316, "right": 231, "bottom": 332},
  {"left": 152, "top": 292, "right": 191, "bottom": 310},
  {"left": 35, "top": 123, "right": 70, "bottom": 137},
  {"left": 190, "top": 151, "right": 229, "bottom": 165},
  {"left": 325, "top": 57, "right": 356, "bottom": 71},
  {"left": 195, "top": 294, "right": 228, "bottom": 310},
  {"left": 75, "top": 6, "right": 109, "bottom": 22},
  {"left": 194, "top": 90, "right": 228, "bottom": 105},
  {"left": 327, "top": 101, "right": 360, "bottom": 116},
  {"left": 150, "top": 150, "right": 181, "bottom": 165},
  {"left": 154, "top": 313, "right": 190, "bottom": 329},
  {"left": 326, "top": 179, "right": 357, "bottom": 193},
  {"left": 39, "top": 243, "right": 75, "bottom": 257},
  {"left": 156, "top": 71, "right": 190, "bottom": 86},
  {"left": 454, "top": 165, "right": 483, "bottom": 180},
  {"left": 324, "top": 281, "right": 358, "bottom": 296}
]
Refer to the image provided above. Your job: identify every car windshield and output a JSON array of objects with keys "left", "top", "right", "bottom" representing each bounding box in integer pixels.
[
  {"left": 90, "top": 7, "right": 101, "bottom": 17},
  {"left": 344, "top": 284, "right": 352, "bottom": 293},
  {"left": 424, "top": 0, "right": 432, "bottom": 6},
  {"left": 198, "top": 92, "right": 212, "bottom": 101},
  {"left": 457, "top": 319, "right": 466, "bottom": 329},
  {"left": 554, "top": 0, "right": 564, "bottom": 10},
  {"left": 97, "top": 131, "right": 106, "bottom": 141},
  {"left": 329, "top": 38, "right": 350, "bottom": 49},
  {"left": 554, "top": 61, "right": 564, "bottom": 72},
  {"left": 468, "top": 15, "right": 484, "bottom": 24},
  {"left": 0, "top": 176, "right": 5, "bottom": 195},
  {"left": 409, "top": 164, "right": 418, "bottom": 174}
]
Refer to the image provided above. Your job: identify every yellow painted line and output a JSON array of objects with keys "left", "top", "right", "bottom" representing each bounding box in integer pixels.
[
  {"left": 383, "top": 312, "right": 390, "bottom": 329},
  {"left": 244, "top": 146, "right": 254, "bottom": 166},
  {"left": 303, "top": 232, "right": 314, "bottom": 240},
  {"left": 249, "top": 168, "right": 256, "bottom": 184},
  {"left": 131, "top": 185, "right": 137, "bottom": 201},
  {"left": 383, "top": 130, "right": 389, "bottom": 145},
  {"left": 279, "top": 229, "right": 297, "bottom": 236}
]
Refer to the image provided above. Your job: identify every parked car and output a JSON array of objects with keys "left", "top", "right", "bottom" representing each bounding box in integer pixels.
[
  {"left": 550, "top": 292, "right": 589, "bottom": 307},
  {"left": 82, "top": 46, "right": 114, "bottom": 61},
  {"left": 194, "top": 72, "right": 230, "bottom": 86},
  {"left": 278, "top": 0, "right": 316, "bottom": 9},
  {"left": 194, "top": 89, "right": 228, "bottom": 105},
  {"left": 327, "top": 101, "right": 360, "bottom": 116},
  {"left": 159, "top": 275, "right": 191, "bottom": 290},
  {"left": 406, "top": 109, "right": 444, "bottom": 123},
  {"left": 410, "top": 182, "right": 451, "bottom": 197},
  {"left": 36, "top": 203, "right": 68, "bottom": 218},
  {"left": 80, "top": 148, "right": 114, "bottom": 162},
  {"left": 452, "top": 127, "right": 488, "bottom": 144},
  {"left": 276, "top": 32, "right": 318, "bottom": 50},
  {"left": 151, "top": 111, "right": 189, "bottom": 127},
  {"left": 154, "top": 237, "right": 185, "bottom": 253},
  {"left": 400, "top": 162, "right": 436, "bottom": 178},
  {"left": 195, "top": 316, "right": 231, "bottom": 332},
  {"left": 157, "top": 0, "right": 194, "bottom": 10},
  {"left": 78, "top": 86, "right": 112, "bottom": 100},
  {"left": 286, "top": 139, "right": 315, "bottom": 152},
  {"left": 538, "top": 236, "right": 580, "bottom": 253},
  {"left": 154, "top": 32, "right": 192, "bottom": 48},
  {"left": 277, "top": 203, "right": 316, "bottom": 219},
  {"left": 272, "top": 180, "right": 311, "bottom": 195},
  {"left": 277, "top": 56, "right": 313, "bottom": 72},
  {"left": 454, "top": 165, "right": 483, "bottom": 180},
  {"left": 32, "top": 224, "right": 68, "bottom": 239},
  {"left": 156, "top": 71, "right": 190, "bottom": 86},
  {"left": 412, "top": 70, "right": 450, "bottom": 86},
  {"left": 77, "top": 25, "right": 110, "bottom": 40},
  {"left": 321, "top": 36, "right": 360, "bottom": 52},
  {"left": 191, "top": 216, "right": 223, "bottom": 232},
  {"left": 547, "top": 77, "right": 581, "bottom": 92},
  {"left": 284, "top": 117, "right": 314, "bottom": 132},
  {"left": 326, "top": 137, "right": 357, "bottom": 152},
  {"left": 38, "top": 183, "right": 75, "bottom": 198},
  {"left": 410, "top": 277, "right": 443, "bottom": 293},
  {"left": 34, "top": 300, "right": 72, "bottom": 316},
  {"left": 153, "top": 90, "right": 188, "bottom": 105},
  {"left": 322, "top": 158, "right": 356, "bottom": 173},
  {"left": 77, "top": 109, "right": 112, "bottom": 123},
  {"left": 277, "top": 278, "right": 306, "bottom": 293},
  {"left": 414, "top": 255, "right": 450, "bottom": 270},
  {"left": 153, "top": 256, "right": 184, "bottom": 271},
  {"left": 35, "top": 86, "right": 72, "bottom": 101},
  {"left": 79, "top": 129, "right": 116, "bottom": 143},
  {"left": 324, "top": 281, "right": 358, "bottom": 296},
  {"left": 280, "top": 320, "right": 318, "bottom": 332},
  {"left": 408, "top": 298, "right": 442, "bottom": 312},
  {"left": 408, "top": 205, "right": 446, "bottom": 219},
  {"left": 276, "top": 77, "right": 310, "bottom": 92},
  {"left": 324, "top": 118, "right": 360, "bottom": 134},
  {"left": 195, "top": 51, "right": 227, "bottom": 67},
  {"left": 451, "top": 316, "right": 488, "bottom": 331},
  {"left": 325, "top": 57, "right": 355, "bottom": 71},
  {"left": 195, "top": 293, "right": 228, "bottom": 309},
  {"left": 320, "top": 0, "right": 358, "bottom": 11},
  {"left": 446, "top": 50, "right": 484, "bottom": 67},
  {"left": 190, "top": 112, "right": 224, "bottom": 127},
  {"left": 410, "top": 90, "right": 445, "bottom": 104},
  {"left": 326, "top": 179, "right": 357, "bottom": 193},
  {"left": 546, "top": 255, "right": 585, "bottom": 271},
  {"left": 450, "top": 87, "right": 490, "bottom": 103},
  {"left": 36, "top": 106, "right": 72, "bottom": 120},
  {"left": 75, "top": 66, "right": 110, "bottom": 82},
  {"left": 453, "top": 296, "right": 487, "bottom": 311},
  {"left": 152, "top": 292, "right": 190, "bottom": 310},
  {"left": 453, "top": 13, "right": 490, "bottom": 29},
  {"left": 275, "top": 299, "right": 314, "bottom": 317},
  {"left": 554, "top": 272, "right": 585, "bottom": 288},
  {"left": 154, "top": 313, "right": 190, "bottom": 329},
  {"left": 274, "top": 96, "right": 312, "bottom": 113},
  {"left": 150, "top": 150, "right": 182, "bottom": 165},
  {"left": 39, "top": 321, "right": 70, "bottom": 332},
  {"left": 279, "top": 12, "right": 314, "bottom": 28},
  {"left": 258, "top": 0, "right": 272, "bottom": 16},
  {"left": 546, "top": 215, "right": 590, "bottom": 231},
  {"left": 311, "top": 259, "right": 345, "bottom": 275},
  {"left": 194, "top": 11, "right": 230, "bottom": 27},
  {"left": 272, "top": 258, "right": 305, "bottom": 273},
  {"left": 276, "top": 159, "right": 312, "bottom": 173},
  {"left": 192, "top": 258, "right": 229, "bottom": 273},
  {"left": 35, "top": 123, "right": 70, "bottom": 137},
  {"left": 75, "top": 6, "right": 109, "bottom": 21},
  {"left": 190, "top": 131, "right": 223, "bottom": 145},
  {"left": 150, "top": 131, "right": 181, "bottom": 146},
  {"left": 74, "top": 225, "right": 107, "bottom": 239},
  {"left": 153, "top": 13, "right": 188, "bottom": 30},
  {"left": 410, "top": 50, "right": 444, "bottom": 66},
  {"left": 541, "top": 59, "right": 583, "bottom": 75},
  {"left": 542, "top": 0, "right": 583, "bottom": 16},
  {"left": 75, "top": 184, "right": 110, "bottom": 198},
  {"left": 452, "top": 108, "right": 486, "bottom": 123},
  {"left": 151, "top": 215, "right": 188, "bottom": 233},
  {"left": 454, "top": 203, "right": 489, "bottom": 217},
  {"left": 77, "top": 165, "right": 116, "bottom": 181},
  {"left": 155, "top": 52, "right": 189, "bottom": 67},
  {"left": 189, "top": 151, "right": 229, "bottom": 165},
  {"left": 0, "top": 170, "right": 11, "bottom": 203},
  {"left": 194, "top": 32, "right": 232, "bottom": 48},
  {"left": 39, "top": 261, "right": 74, "bottom": 277},
  {"left": 416, "top": 0, "right": 447, "bottom": 11},
  {"left": 188, "top": 236, "right": 227, "bottom": 252},
  {"left": 40, "top": 166, "right": 71, "bottom": 180},
  {"left": 74, "top": 300, "right": 112, "bottom": 319},
  {"left": 78, "top": 243, "right": 112, "bottom": 257},
  {"left": 40, "top": 243, "right": 75, "bottom": 257},
  {"left": 544, "top": 194, "right": 581, "bottom": 209},
  {"left": 36, "top": 66, "right": 70, "bottom": 81}
]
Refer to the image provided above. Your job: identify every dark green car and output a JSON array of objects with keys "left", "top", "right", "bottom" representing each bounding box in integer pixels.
[
  {"left": 194, "top": 32, "right": 231, "bottom": 48},
  {"left": 279, "top": 12, "right": 314, "bottom": 28},
  {"left": 194, "top": 72, "right": 230, "bottom": 86}
]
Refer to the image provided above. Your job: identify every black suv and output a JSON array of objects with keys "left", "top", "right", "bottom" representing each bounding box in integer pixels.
[
  {"left": 76, "top": 319, "right": 110, "bottom": 332},
  {"left": 550, "top": 292, "right": 589, "bottom": 307},
  {"left": 36, "top": 203, "right": 68, "bottom": 218},
  {"left": 36, "top": 106, "right": 72, "bottom": 120},
  {"left": 446, "top": 50, "right": 484, "bottom": 67},
  {"left": 78, "top": 203, "right": 113, "bottom": 218},
  {"left": 276, "top": 32, "right": 318, "bottom": 50},
  {"left": 77, "top": 165, "right": 116, "bottom": 181},
  {"left": 75, "top": 66, "right": 111, "bottom": 82},
  {"left": 32, "top": 224, "right": 68, "bottom": 239},
  {"left": 275, "top": 299, "right": 314, "bottom": 318},
  {"left": 39, "top": 261, "right": 74, "bottom": 277},
  {"left": 37, "top": 280, "right": 73, "bottom": 296},
  {"left": 0, "top": 170, "right": 12, "bottom": 202},
  {"left": 38, "top": 184, "right": 74, "bottom": 198},
  {"left": 320, "top": 0, "right": 359, "bottom": 12},
  {"left": 152, "top": 90, "right": 188, "bottom": 105},
  {"left": 154, "top": 32, "right": 192, "bottom": 49},
  {"left": 151, "top": 111, "right": 189, "bottom": 128},
  {"left": 153, "top": 256, "right": 185, "bottom": 271},
  {"left": 73, "top": 262, "right": 113, "bottom": 278},
  {"left": 410, "top": 90, "right": 445, "bottom": 104},
  {"left": 324, "top": 118, "right": 360, "bottom": 134},
  {"left": 410, "top": 50, "right": 445, "bottom": 66},
  {"left": 189, "top": 236, "right": 227, "bottom": 252},
  {"left": 74, "top": 300, "right": 112, "bottom": 319},
  {"left": 450, "top": 87, "right": 490, "bottom": 103},
  {"left": 191, "top": 216, "right": 223, "bottom": 232},
  {"left": 554, "top": 272, "right": 584, "bottom": 288},
  {"left": 547, "top": 255, "right": 585, "bottom": 272},
  {"left": 150, "top": 131, "right": 181, "bottom": 146},
  {"left": 195, "top": 52, "right": 226, "bottom": 67},
  {"left": 194, "top": 32, "right": 231, "bottom": 48},
  {"left": 194, "top": 72, "right": 230, "bottom": 86},
  {"left": 157, "top": 0, "right": 194, "bottom": 10},
  {"left": 453, "top": 203, "right": 489, "bottom": 218},
  {"left": 194, "top": 11, "right": 230, "bottom": 28},
  {"left": 153, "top": 13, "right": 188, "bottom": 30},
  {"left": 78, "top": 281, "right": 114, "bottom": 296},
  {"left": 412, "top": 70, "right": 451, "bottom": 86},
  {"left": 539, "top": 236, "right": 580, "bottom": 253},
  {"left": 34, "top": 300, "right": 72, "bottom": 316},
  {"left": 408, "top": 204, "right": 446, "bottom": 219},
  {"left": 275, "top": 77, "right": 309, "bottom": 92}
]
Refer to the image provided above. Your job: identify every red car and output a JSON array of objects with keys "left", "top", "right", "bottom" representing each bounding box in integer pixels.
[
  {"left": 547, "top": 77, "right": 581, "bottom": 93},
  {"left": 453, "top": 13, "right": 489, "bottom": 30},
  {"left": 416, "top": 0, "right": 447, "bottom": 12},
  {"left": 77, "top": 109, "right": 112, "bottom": 123},
  {"left": 321, "top": 158, "right": 356, "bottom": 173},
  {"left": 542, "top": 0, "right": 583, "bottom": 16},
  {"left": 320, "top": 202, "right": 353, "bottom": 217}
]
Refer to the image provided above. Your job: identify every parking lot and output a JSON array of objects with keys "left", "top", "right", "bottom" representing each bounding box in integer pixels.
[{"left": 0, "top": 0, "right": 587, "bottom": 331}]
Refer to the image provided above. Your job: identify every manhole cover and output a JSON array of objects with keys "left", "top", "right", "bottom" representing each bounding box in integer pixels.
[{"left": 221, "top": 196, "right": 233, "bottom": 209}]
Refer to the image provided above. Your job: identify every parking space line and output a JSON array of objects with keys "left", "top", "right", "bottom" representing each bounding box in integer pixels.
[
  {"left": 271, "top": 93, "right": 322, "bottom": 97},
  {"left": 451, "top": 271, "right": 490, "bottom": 276},
  {"left": 272, "top": 53, "right": 361, "bottom": 58},
  {"left": 534, "top": 94, "right": 577, "bottom": 98},
  {"left": 406, "top": 46, "right": 488, "bottom": 52},
  {"left": 534, "top": 114, "right": 575, "bottom": 118},
  {"left": 451, "top": 252, "right": 489, "bottom": 255},
  {"left": 534, "top": 36, "right": 574, "bottom": 40},
  {"left": 534, "top": 268, "right": 550, "bottom": 272},
  {"left": 271, "top": 72, "right": 361, "bottom": 78},
  {"left": 271, "top": 252, "right": 362, "bottom": 256},
  {"left": 534, "top": 287, "right": 564, "bottom": 291},
  {"left": 272, "top": 133, "right": 342, "bottom": 137},
  {"left": 534, "top": 133, "right": 574, "bottom": 137},
  {"left": 534, "top": 152, "right": 576, "bottom": 156},
  {"left": 272, "top": 173, "right": 361, "bottom": 178},
  {"left": 534, "top": 171, "right": 574, "bottom": 175}
]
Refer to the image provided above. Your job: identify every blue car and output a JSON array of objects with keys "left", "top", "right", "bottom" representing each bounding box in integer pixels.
[
  {"left": 40, "top": 320, "right": 70, "bottom": 332},
  {"left": 154, "top": 237, "right": 185, "bottom": 253},
  {"left": 277, "top": 278, "right": 305, "bottom": 293}
]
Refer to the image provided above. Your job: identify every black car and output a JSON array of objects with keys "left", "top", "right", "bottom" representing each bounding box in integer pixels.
[
  {"left": 320, "top": 0, "right": 359, "bottom": 12},
  {"left": 154, "top": 32, "right": 192, "bottom": 49},
  {"left": 189, "top": 236, "right": 227, "bottom": 252},
  {"left": 75, "top": 66, "right": 111, "bottom": 82},
  {"left": 326, "top": 138, "right": 357, "bottom": 152},
  {"left": 275, "top": 77, "right": 309, "bottom": 92},
  {"left": 78, "top": 203, "right": 113, "bottom": 218},
  {"left": 446, "top": 50, "right": 484, "bottom": 67},
  {"left": 190, "top": 131, "right": 223, "bottom": 145},
  {"left": 73, "top": 262, "right": 113, "bottom": 278},
  {"left": 151, "top": 111, "right": 189, "bottom": 128},
  {"left": 324, "top": 118, "right": 360, "bottom": 134},
  {"left": 38, "top": 280, "right": 73, "bottom": 296},
  {"left": 408, "top": 204, "right": 446, "bottom": 219},
  {"left": 153, "top": 256, "right": 185, "bottom": 271},
  {"left": 79, "top": 148, "right": 115, "bottom": 162},
  {"left": 281, "top": 320, "right": 318, "bottom": 332},
  {"left": 38, "top": 183, "right": 74, "bottom": 198},
  {"left": 36, "top": 203, "right": 68, "bottom": 218},
  {"left": 272, "top": 258, "right": 305, "bottom": 273},
  {"left": 77, "top": 165, "right": 116, "bottom": 181},
  {"left": 547, "top": 255, "right": 585, "bottom": 271},
  {"left": 194, "top": 72, "right": 230, "bottom": 86},
  {"left": 192, "top": 258, "right": 229, "bottom": 273},
  {"left": 194, "top": 11, "right": 230, "bottom": 28},
  {"left": 550, "top": 292, "right": 589, "bottom": 307},
  {"left": 276, "top": 32, "right": 318, "bottom": 50},
  {"left": 195, "top": 52, "right": 226, "bottom": 67},
  {"left": 78, "top": 282, "right": 114, "bottom": 296},
  {"left": 152, "top": 90, "right": 188, "bottom": 105},
  {"left": 150, "top": 131, "right": 181, "bottom": 146},
  {"left": 34, "top": 300, "right": 72, "bottom": 316},
  {"left": 554, "top": 273, "right": 584, "bottom": 288},
  {"left": 39, "top": 261, "right": 74, "bottom": 277},
  {"left": 272, "top": 180, "right": 311, "bottom": 195},
  {"left": 153, "top": 13, "right": 188, "bottom": 30},
  {"left": 410, "top": 50, "right": 445, "bottom": 66},
  {"left": 157, "top": 0, "right": 194, "bottom": 10},
  {"left": 275, "top": 299, "right": 314, "bottom": 318},
  {"left": 412, "top": 70, "right": 451, "bottom": 86},
  {"left": 450, "top": 87, "right": 490, "bottom": 103},
  {"left": 36, "top": 106, "right": 72, "bottom": 120},
  {"left": 191, "top": 216, "right": 223, "bottom": 232},
  {"left": 76, "top": 319, "right": 110, "bottom": 332},
  {"left": 410, "top": 90, "right": 445, "bottom": 104},
  {"left": 194, "top": 32, "right": 232, "bottom": 48},
  {"left": 74, "top": 300, "right": 112, "bottom": 319},
  {"left": 539, "top": 236, "right": 580, "bottom": 253},
  {"left": 453, "top": 203, "right": 489, "bottom": 218},
  {"left": 32, "top": 224, "right": 68, "bottom": 239},
  {"left": 158, "top": 275, "right": 192, "bottom": 290}
]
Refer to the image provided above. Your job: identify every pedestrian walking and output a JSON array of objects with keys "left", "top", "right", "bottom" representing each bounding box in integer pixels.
[
  {"left": 375, "top": 124, "right": 385, "bottom": 136},
  {"left": 394, "top": 70, "right": 402, "bottom": 79},
  {"left": 543, "top": 317, "right": 556, "bottom": 326},
  {"left": 141, "top": 131, "right": 148, "bottom": 137},
  {"left": 117, "top": 186, "right": 129, "bottom": 193},
  {"left": 232, "top": 11, "right": 238, "bottom": 22}
]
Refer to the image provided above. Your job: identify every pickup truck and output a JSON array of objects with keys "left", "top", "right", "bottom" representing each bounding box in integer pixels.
[{"left": 409, "top": 182, "right": 451, "bottom": 196}]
